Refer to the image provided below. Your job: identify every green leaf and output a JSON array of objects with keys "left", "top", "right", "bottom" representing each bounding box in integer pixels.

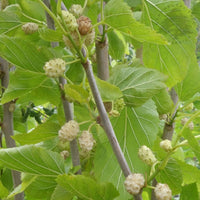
[
  {"left": 1, "top": 69, "right": 60, "bottom": 105},
  {"left": 0, "top": 181, "right": 9, "bottom": 198},
  {"left": 107, "top": 30, "right": 126, "bottom": 60},
  {"left": 156, "top": 158, "right": 183, "bottom": 194},
  {"left": 177, "top": 160, "right": 200, "bottom": 191},
  {"left": 175, "top": 58, "right": 200, "bottom": 101},
  {"left": 0, "top": 36, "right": 49, "bottom": 72},
  {"left": 104, "top": 0, "right": 167, "bottom": 44},
  {"left": 13, "top": 115, "right": 60, "bottom": 145},
  {"left": 8, "top": 174, "right": 36, "bottom": 198},
  {"left": 94, "top": 100, "right": 159, "bottom": 199},
  {"left": 192, "top": 2, "right": 200, "bottom": 21},
  {"left": 17, "top": 0, "right": 45, "bottom": 21},
  {"left": 142, "top": 0, "right": 197, "bottom": 87},
  {"left": 0, "top": 145, "right": 65, "bottom": 176},
  {"left": 66, "top": 61, "right": 84, "bottom": 84},
  {"left": 0, "top": 9, "right": 22, "bottom": 34},
  {"left": 25, "top": 175, "right": 57, "bottom": 200},
  {"left": 95, "top": 76, "right": 123, "bottom": 101},
  {"left": 51, "top": 185, "right": 73, "bottom": 200},
  {"left": 182, "top": 128, "right": 200, "bottom": 162},
  {"left": 152, "top": 89, "right": 173, "bottom": 114},
  {"left": 57, "top": 174, "right": 119, "bottom": 200},
  {"left": 64, "top": 84, "right": 89, "bottom": 104},
  {"left": 109, "top": 66, "right": 166, "bottom": 107},
  {"left": 180, "top": 183, "right": 199, "bottom": 200},
  {"left": 38, "top": 28, "right": 63, "bottom": 42}
]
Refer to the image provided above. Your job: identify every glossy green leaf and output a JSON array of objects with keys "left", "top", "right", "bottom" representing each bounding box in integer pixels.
[
  {"left": 142, "top": 0, "right": 197, "bottom": 87},
  {"left": 51, "top": 185, "right": 73, "bottom": 200},
  {"left": 156, "top": 158, "right": 182, "bottom": 194},
  {"left": 182, "top": 128, "right": 200, "bottom": 162},
  {"left": 38, "top": 28, "right": 63, "bottom": 42},
  {"left": 107, "top": 30, "right": 126, "bottom": 60},
  {"left": 175, "top": 58, "right": 200, "bottom": 101},
  {"left": 152, "top": 89, "right": 173, "bottom": 114},
  {"left": 96, "top": 76, "right": 123, "bottom": 101},
  {"left": 64, "top": 84, "right": 89, "bottom": 104},
  {"left": 180, "top": 183, "right": 199, "bottom": 200},
  {"left": 13, "top": 115, "right": 60, "bottom": 145},
  {"left": 109, "top": 66, "right": 166, "bottom": 107},
  {"left": 94, "top": 100, "right": 159, "bottom": 199},
  {"left": 57, "top": 174, "right": 119, "bottom": 200},
  {"left": 1, "top": 69, "right": 60, "bottom": 105},
  {"left": 0, "top": 145, "right": 65, "bottom": 176},
  {"left": 104, "top": 0, "right": 167, "bottom": 44}
]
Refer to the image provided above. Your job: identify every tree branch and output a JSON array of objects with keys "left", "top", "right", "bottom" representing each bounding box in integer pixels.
[
  {"left": 44, "top": 0, "right": 81, "bottom": 173},
  {"left": 96, "top": 3, "right": 109, "bottom": 80},
  {"left": 0, "top": 57, "right": 24, "bottom": 200}
]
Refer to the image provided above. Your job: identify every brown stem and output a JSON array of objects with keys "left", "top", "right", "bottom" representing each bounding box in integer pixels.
[
  {"left": 82, "top": 54, "right": 131, "bottom": 177},
  {"left": 136, "top": 46, "right": 143, "bottom": 64},
  {"left": 44, "top": 0, "right": 81, "bottom": 173},
  {"left": 0, "top": 58, "right": 24, "bottom": 200},
  {"left": 184, "top": 0, "right": 191, "bottom": 8},
  {"left": 96, "top": 7, "right": 109, "bottom": 80}
]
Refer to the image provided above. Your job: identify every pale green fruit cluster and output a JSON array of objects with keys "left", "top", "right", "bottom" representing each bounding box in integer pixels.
[
  {"left": 79, "top": 131, "right": 95, "bottom": 152},
  {"left": 43, "top": 58, "right": 66, "bottom": 78},
  {"left": 22, "top": 22, "right": 38, "bottom": 34},
  {"left": 138, "top": 145, "right": 157, "bottom": 166},
  {"left": 124, "top": 173, "right": 145, "bottom": 195},
  {"left": 62, "top": 10, "right": 78, "bottom": 31},
  {"left": 160, "top": 139, "right": 172, "bottom": 152},
  {"left": 154, "top": 183, "right": 172, "bottom": 200},
  {"left": 60, "top": 150, "right": 69, "bottom": 159},
  {"left": 58, "top": 120, "right": 79, "bottom": 142},
  {"left": 69, "top": 4, "right": 83, "bottom": 18}
]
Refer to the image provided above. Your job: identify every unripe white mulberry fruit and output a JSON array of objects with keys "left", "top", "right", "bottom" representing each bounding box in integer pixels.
[
  {"left": 77, "top": 16, "right": 92, "bottom": 35},
  {"left": 124, "top": 173, "right": 145, "bottom": 195},
  {"left": 138, "top": 145, "right": 157, "bottom": 166},
  {"left": 22, "top": 22, "right": 38, "bottom": 34},
  {"left": 188, "top": 121, "right": 194, "bottom": 130},
  {"left": 63, "top": 31, "right": 80, "bottom": 49},
  {"left": 43, "top": 58, "right": 66, "bottom": 78},
  {"left": 62, "top": 10, "right": 78, "bottom": 31},
  {"left": 79, "top": 131, "right": 95, "bottom": 152},
  {"left": 85, "top": 29, "right": 95, "bottom": 46},
  {"left": 159, "top": 114, "right": 167, "bottom": 121},
  {"left": 181, "top": 117, "right": 188, "bottom": 125},
  {"left": 160, "top": 140, "right": 172, "bottom": 152},
  {"left": 109, "top": 110, "right": 120, "bottom": 117},
  {"left": 154, "top": 183, "right": 172, "bottom": 200},
  {"left": 114, "top": 98, "right": 125, "bottom": 112},
  {"left": 181, "top": 117, "right": 194, "bottom": 130},
  {"left": 69, "top": 4, "right": 83, "bottom": 18},
  {"left": 58, "top": 120, "right": 79, "bottom": 142},
  {"left": 60, "top": 150, "right": 69, "bottom": 159}
]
